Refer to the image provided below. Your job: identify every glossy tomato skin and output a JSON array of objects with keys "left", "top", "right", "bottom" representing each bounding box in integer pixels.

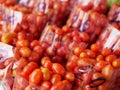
[
  {"left": 21, "top": 62, "right": 38, "bottom": 80},
  {"left": 29, "top": 68, "right": 43, "bottom": 85},
  {"left": 40, "top": 81, "right": 52, "bottom": 90},
  {"left": 50, "top": 74, "right": 62, "bottom": 84},
  {"left": 52, "top": 63, "right": 66, "bottom": 77}
]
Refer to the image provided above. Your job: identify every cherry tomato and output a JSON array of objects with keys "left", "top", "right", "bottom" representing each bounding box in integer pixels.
[
  {"left": 16, "top": 40, "right": 29, "bottom": 48},
  {"left": 112, "top": 59, "right": 120, "bottom": 68},
  {"left": 94, "top": 61, "right": 107, "bottom": 72},
  {"left": 52, "top": 63, "right": 66, "bottom": 77},
  {"left": 19, "top": 47, "right": 31, "bottom": 57},
  {"left": 101, "top": 48, "right": 111, "bottom": 56},
  {"left": 40, "top": 81, "right": 52, "bottom": 90},
  {"left": 105, "top": 54, "right": 116, "bottom": 63},
  {"left": 41, "top": 67, "right": 51, "bottom": 81},
  {"left": 21, "top": 62, "right": 38, "bottom": 80},
  {"left": 65, "top": 72, "right": 75, "bottom": 82},
  {"left": 102, "top": 64, "right": 114, "bottom": 80},
  {"left": 51, "top": 74, "right": 61, "bottom": 84},
  {"left": 29, "top": 68, "right": 43, "bottom": 85},
  {"left": 41, "top": 57, "right": 52, "bottom": 70}
]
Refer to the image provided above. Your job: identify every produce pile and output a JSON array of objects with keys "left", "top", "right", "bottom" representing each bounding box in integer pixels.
[{"left": 0, "top": 0, "right": 120, "bottom": 90}]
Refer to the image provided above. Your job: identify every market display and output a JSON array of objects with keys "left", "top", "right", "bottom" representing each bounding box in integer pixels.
[{"left": 0, "top": 0, "right": 120, "bottom": 90}]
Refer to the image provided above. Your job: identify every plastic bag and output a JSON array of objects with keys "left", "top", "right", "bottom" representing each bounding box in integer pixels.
[
  {"left": 107, "top": 69, "right": 120, "bottom": 90},
  {"left": 97, "top": 24, "right": 120, "bottom": 55},
  {"left": 0, "top": 62, "right": 14, "bottom": 90},
  {"left": 18, "top": 0, "right": 70, "bottom": 26},
  {"left": 0, "top": 4, "right": 23, "bottom": 33},
  {"left": 0, "top": 0, "right": 16, "bottom": 6},
  {"left": 0, "top": 42, "right": 15, "bottom": 69},
  {"left": 12, "top": 75, "right": 29, "bottom": 90},
  {"left": 67, "top": 7, "right": 107, "bottom": 44},
  {"left": 75, "top": 0, "right": 108, "bottom": 13},
  {"left": 108, "top": 3, "right": 120, "bottom": 30},
  {"left": 39, "top": 24, "right": 63, "bottom": 57},
  {"left": 0, "top": 4, "right": 47, "bottom": 40}
]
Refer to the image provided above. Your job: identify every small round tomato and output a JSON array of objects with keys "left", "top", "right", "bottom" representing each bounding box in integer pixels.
[
  {"left": 21, "top": 62, "right": 38, "bottom": 80},
  {"left": 102, "top": 64, "right": 114, "bottom": 80},
  {"left": 105, "top": 54, "right": 116, "bottom": 63},
  {"left": 28, "top": 51, "right": 40, "bottom": 62},
  {"left": 94, "top": 61, "right": 107, "bottom": 72},
  {"left": 112, "top": 59, "right": 120, "bottom": 68},
  {"left": 40, "top": 81, "right": 52, "bottom": 90},
  {"left": 90, "top": 43, "right": 99, "bottom": 52},
  {"left": 96, "top": 55, "right": 104, "bottom": 61},
  {"left": 33, "top": 45, "right": 43, "bottom": 54},
  {"left": 30, "top": 40, "right": 40, "bottom": 49},
  {"left": 41, "top": 57, "right": 52, "bottom": 70},
  {"left": 65, "top": 72, "right": 75, "bottom": 82},
  {"left": 29, "top": 68, "right": 43, "bottom": 85},
  {"left": 51, "top": 74, "right": 61, "bottom": 84},
  {"left": 101, "top": 48, "right": 111, "bottom": 56},
  {"left": 19, "top": 47, "right": 31, "bottom": 57},
  {"left": 52, "top": 63, "right": 66, "bottom": 77},
  {"left": 41, "top": 67, "right": 51, "bottom": 81},
  {"left": 16, "top": 40, "right": 29, "bottom": 48}
]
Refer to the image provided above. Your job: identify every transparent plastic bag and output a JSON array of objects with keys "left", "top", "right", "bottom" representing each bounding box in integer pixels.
[
  {"left": 75, "top": 0, "right": 108, "bottom": 13},
  {"left": 0, "top": 0, "right": 16, "bottom": 6},
  {"left": 18, "top": 0, "right": 70, "bottom": 26},
  {"left": 12, "top": 75, "right": 29, "bottom": 90},
  {"left": 39, "top": 24, "right": 63, "bottom": 57},
  {"left": 0, "top": 62, "right": 14, "bottom": 90},
  {"left": 107, "top": 69, "right": 120, "bottom": 90},
  {"left": 67, "top": 7, "right": 107, "bottom": 44},
  {"left": 0, "top": 5, "right": 47, "bottom": 40},
  {"left": 108, "top": 3, "right": 120, "bottom": 30},
  {"left": 0, "top": 4, "right": 23, "bottom": 33},
  {"left": 0, "top": 42, "right": 15, "bottom": 69},
  {"left": 97, "top": 24, "right": 120, "bottom": 55}
]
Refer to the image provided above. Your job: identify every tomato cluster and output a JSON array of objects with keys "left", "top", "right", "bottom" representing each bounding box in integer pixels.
[
  {"left": 0, "top": 0, "right": 120, "bottom": 90},
  {"left": 108, "top": 3, "right": 120, "bottom": 30}
]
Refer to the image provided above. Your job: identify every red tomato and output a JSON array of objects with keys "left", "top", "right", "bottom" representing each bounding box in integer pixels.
[
  {"left": 21, "top": 62, "right": 38, "bottom": 80},
  {"left": 29, "top": 68, "right": 43, "bottom": 85},
  {"left": 102, "top": 64, "right": 114, "bottom": 80},
  {"left": 52, "top": 63, "right": 66, "bottom": 77},
  {"left": 51, "top": 74, "right": 61, "bottom": 84},
  {"left": 40, "top": 81, "right": 52, "bottom": 90}
]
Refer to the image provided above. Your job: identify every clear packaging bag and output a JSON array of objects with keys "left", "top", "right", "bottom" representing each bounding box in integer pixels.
[
  {"left": 0, "top": 4, "right": 47, "bottom": 41},
  {"left": 0, "top": 0, "right": 16, "bottom": 6},
  {"left": 0, "top": 4, "right": 23, "bottom": 33},
  {"left": 66, "top": 7, "right": 107, "bottom": 44},
  {"left": 0, "top": 62, "right": 14, "bottom": 90},
  {"left": 97, "top": 24, "right": 120, "bottom": 55},
  {"left": 39, "top": 24, "right": 63, "bottom": 57},
  {"left": 0, "top": 42, "right": 15, "bottom": 69},
  {"left": 18, "top": 0, "right": 71, "bottom": 26},
  {"left": 75, "top": 0, "right": 108, "bottom": 13},
  {"left": 108, "top": 3, "right": 120, "bottom": 30},
  {"left": 12, "top": 75, "right": 29, "bottom": 90}
]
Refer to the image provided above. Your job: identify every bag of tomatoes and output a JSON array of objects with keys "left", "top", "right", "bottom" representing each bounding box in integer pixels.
[
  {"left": 0, "top": 42, "right": 15, "bottom": 69},
  {"left": 18, "top": 0, "right": 71, "bottom": 26},
  {"left": 108, "top": 3, "right": 120, "bottom": 30},
  {"left": 97, "top": 24, "right": 120, "bottom": 55},
  {"left": 0, "top": 4, "right": 47, "bottom": 41},
  {"left": 12, "top": 74, "right": 29, "bottom": 90},
  {"left": 0, "top": 62, "right": 14, "bottom": 90},
  {"left": 39, "top": 24, "right": 68, "bottom": 59},
  {"left": 0, "top": 0, "right": 16, "bottom": 6},
  {"left": 74, "top": 0, "right": 108, "bottom": 14},
  {"left": 0, "top": 4, "right": 23, "bottom": 33},
  {"left": 66, "top": 7, "right": 107, "bottom": 45}
]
